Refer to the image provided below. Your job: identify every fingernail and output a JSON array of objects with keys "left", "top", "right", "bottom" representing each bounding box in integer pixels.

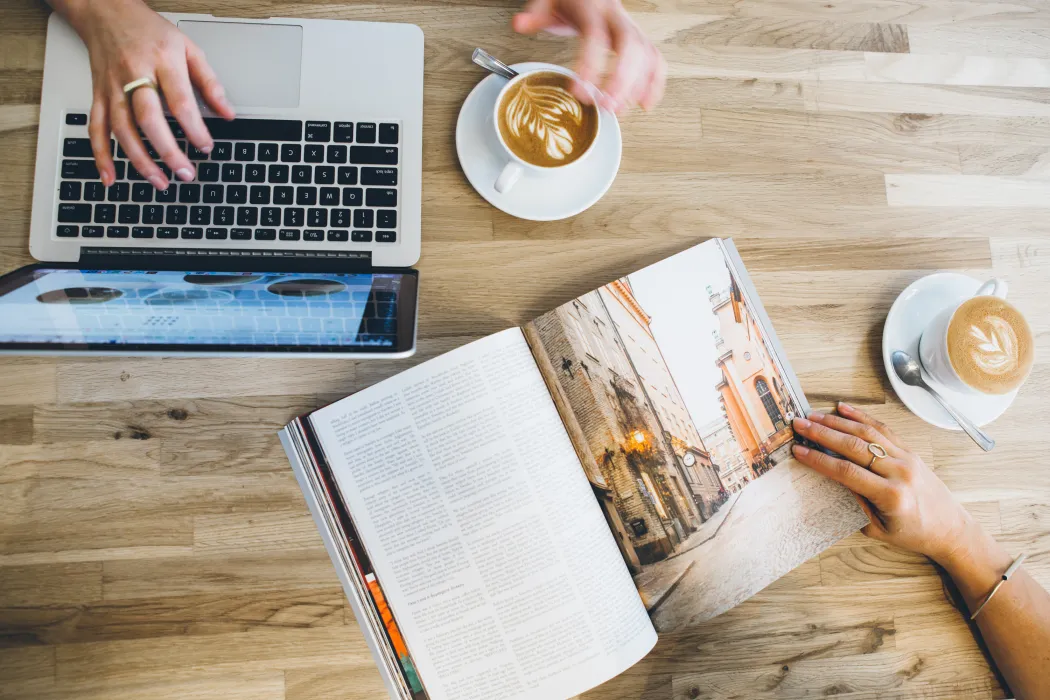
[
  {"left": 794, "top": 417, "right": 811, "bottom": 429},
  {"left": 838, "top": 401, "right": 853, "bottom": 411},
  {"left": 176, "top": 167, "right": 194, "bottom": 182},
  {"left": 148, "top": 174, "right": 168, "bottom": 190},
  {"left": 793, "top": 444, "right": 810, "bottom": 456},
  {"left": 809, "top": 412, "right": 824, "bottom": 420},
  {"left": 201, "top": 144, "right": 213, "bottom": 154}
]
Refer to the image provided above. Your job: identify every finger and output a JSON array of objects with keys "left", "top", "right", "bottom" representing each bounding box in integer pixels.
[
  {"left": 131, "top": 85, "right": 194, "bottom": 183},
  {"left": 861, "top": 521, "right": 892, "bottom": 543},
  {"left": 837, "top": 401, "right": 907, "bottom": 448},
  {"left": 512, "top": 0, "right": 556, "bottom": 34},
  {"left": 852, "top": 492, "right": 886, "bottom": 530},
  {"left": 792, "top": 443, "right": 890, "bottom": 503},
  {"left": 602, "top": 15, "right": 647, "bottom": 112},
  {"left": 156, "top": 57, "right": 212, "bottom": 168},
  {"left": 109, "top": 92, "right": 168, "bottom": 190},
  {"left": 638, "top": 43, "right": 667, "bottom": 111},
  {"left": 573, "top": 12, "right": 610, "bottom": 104},
  {"left": 805, "top": 412, "right": 905, "bottom": 461},
  {"left": 185, "top": 41, "right": 235, "bottom": 120},
  {"left": 793, "top": 416, "right": 904, "bottom": 472},
  {"left": 88, "top": 97, "right": 115, "bottom": 187}
]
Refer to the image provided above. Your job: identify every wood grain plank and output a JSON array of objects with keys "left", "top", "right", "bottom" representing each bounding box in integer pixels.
[
  {"left": 886, "top": 173, "right": 1050, "bottom": 207},
  {"left": 865, "top": 53, "right": 1050, "bottom": 89}
]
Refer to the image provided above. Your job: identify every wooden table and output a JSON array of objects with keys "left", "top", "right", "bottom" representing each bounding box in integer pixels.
[{"left": 2, "top": 0, "right": 1048, "bottom": 697}]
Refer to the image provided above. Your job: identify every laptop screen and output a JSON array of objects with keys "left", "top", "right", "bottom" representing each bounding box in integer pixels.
[{"left": 0, "top": 267, "right": 417, "bottom": 354}]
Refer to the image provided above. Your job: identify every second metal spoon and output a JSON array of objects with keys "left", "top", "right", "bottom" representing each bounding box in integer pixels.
[{"left": 472, "top": 48, "right": 518, "bottom": 80}]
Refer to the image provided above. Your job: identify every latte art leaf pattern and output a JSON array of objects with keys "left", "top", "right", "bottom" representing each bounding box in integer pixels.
[
  {"left": 968, "top": 316, "right": 1019, "bottom": 375},
  {"left": 505, "top": 83, "right": 583, "bottom": 161}
]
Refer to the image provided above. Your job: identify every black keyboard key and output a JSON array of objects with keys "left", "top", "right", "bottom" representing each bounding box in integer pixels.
[
  {"left": 304, "top": 229, "right": 325, "bottom": 242},
  {"left": 132, "top": 226, "right": 154, "bottom": 239},
  {"left": 334, "top": 122, "right": 354, "bottom": 143},
  {"left": 283, "top": 207, "right": 304, "bottom": 227},
  {"left": 204, "top": 184, "right": 224, "bottom": 203},
  {"left": 222, "top": 163, "right": 243, "bottom": 182},
  {"left": 226, "top": 185, "right": 247, "bottom": 204},
  {"left": 331, "top": 208, "right": 351, "bottom": 228},
  {"left": 117, "top": 143, "right": 127, "bottom": 159},
  {"left": 308, "top": 208, "right": 327, "bottom": 227},
  {"left": 254, "top": 228, "right": 277, "bottom": 240},
  {"left": 377, "top": 209, "right": 396, "bottom": 229},
  {"left": 376, "top": 230, "right": 396, "bottom": 243},
  {"left": 63, "top": 138, "right": 93, "bottom": 158},
  {"left": 127, "top": 164, "right": 145, "bottom": 181},
  {"left": 179, "top": 184, "right": 201, "bottom": 203},
  {"left": 230, "top": 228, "right": 252, "bottom": 240},
  {"left": 142, "top": 204, "right": 164, "bottom": 224},
  {"left": 113, "top": 161, "right": 127, "bottom": 179},
  {"left": 235, "top": 143, "right": 256, "bottom": 162},
  {"left": 84, "top": 182, "right": 105, "bottom": 201},
  {"left": 106, "top": 225, "right": 129, "bottom": 238},
  {"left": 354, "top": 209, "right": 374, "bottom": 228},
  {"left": 94, "top": 203, "right": 116, "bottom": 223},
  {"left": 261, "top": 207, "right": 281, "bottom": 226},
  {"left": 338, "top": 166, "right": 359, "bottom": 185},
  {"left": 190, "top": 206, "right": 211, "bottom": 225},
  {"left": 292, "top": 165, "right": 312, "bottom": 184},
  {"left": 342, "top": 187, "right": 362, "bottom": 207},
  {"left": 203, "top": 118, "right": 302, "bottom": 141},
  {"left": 166, "top": 205, "right": 187, "bottom": 225},
  {"left": 214, "top": 206, "right": 234, "bottom": 226},
  {"left": 206, "top": 227, "right": 228, "bottom": 240},
  {"left": 187, "top": 144, "right": 209, "bottom": 160},
  {"left": 118, "top": 204, "right": 140, "bottom": 224},
  {"left": 281, "top": 144, "right": 301, "bottom": 162},
  {"left": 305, "top": 121, "right": 331, "bottom": 142},
  {"left": 142, "top": 141, "right": 159, "bottom": 159},
  {"left": 350, "top": 146, "right": 397, "bottom": 165},
  {"left": 56, "top": 225, "right": 79, "bottom": 237},
  {"left": 131, "top": 183, "right": 153, "bottom": 202},
  {"left": 315, "top": 166, "right": 335, "bottom": 185},
  {"left": 60, "top": 181, "right": 82, "bottom": 201},
  {"left": 296, "top": 186, "right": 317, "bottom": 206},
  {"left": 155, "top": 184, "right": 177, "bottom": 202},
  {"left": 62, "top": 159, "right": 99, "bottom": 179},
  {"left": 351, "top": 230, "right": 372, "bottom": 242},
  {"left": 319, "top": 187, "right": 340, "bottom": 206},
  {"left": 326, "top": 145, "right": 347, "bottom": 164},
  {"left": 268, "top": 164, "right": 289, "bottom": 183},
  {"left": 366, "top": 188, "right": 397, "bottom": 207},
  {"left": 328, "top": 230, "right": 349, "bottom": 242},
  {"left": 66, "top": 113, "right": 88, "bottom": 125},
  {"left": 108, "top": 182, "right": 129, "bottom": 202},
  {"left": 250, "top": 185, "right": 271, "bottom": 204},
  {"left": 237, "top": 207, "right": 259, "bottom": 226},
  {"left": 198, "top": 163, "right": 220, "bottom": 182},
  {"left": 305, "top": 144, "right": 324, "bottom": 163},
  {"left": 356, "top": 123, "right": 377, "bottom": 143},
  {"left": 166, "top": 119, "right": 186, "bottom": 138},
  {"left": 212, "top": 142, "right": 233, "bottom": 160},
  {"left": 362, "top": 168, "right": 397, "bottom": 186},
  {"left": 273, "top": 186, "right": 293, "bottom": 205},
  {"left": 379, "top": 123, "right": 399, "bottom": 144},
  {"left": 279, "top": 229, "right": 301, "bottom": 241},
  {"left": 258, "top": 143, "right": 279, "bottom": 162},
  {"left": 181, "top": 227, "right": 203, "bottom": 239},
  {"left": 157, "top": 227, "right": 179, "bottom": 239},
  {"left": 82, "top": 225, "right": 104, "bottom": 238},
  {"left": 245, "top": 163, "right": 266, "bottom": 183}
]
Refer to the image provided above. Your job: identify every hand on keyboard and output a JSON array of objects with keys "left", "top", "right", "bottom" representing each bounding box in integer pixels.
[{"left": 49, "top": 0, "right": 236, "bottom": 190}]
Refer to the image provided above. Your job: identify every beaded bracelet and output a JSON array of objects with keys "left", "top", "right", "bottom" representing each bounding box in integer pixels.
[{"left": 970, "top": 553, "right": 1027, "bottom": 621}]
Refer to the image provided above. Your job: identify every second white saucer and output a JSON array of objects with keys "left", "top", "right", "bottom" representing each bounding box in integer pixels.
[
  {"left": 882, "top": 272, "right": 1017, "bottom": 430},
  {"left": 455, "top": 62, "right": 622, "bottom": 221}
]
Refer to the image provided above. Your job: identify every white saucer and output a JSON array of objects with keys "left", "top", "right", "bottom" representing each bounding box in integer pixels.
[
  {"left": 882, "top": 273, "right": 1017, "bottom": 430},
  {"left": 455, "top": 62, "right": 622, "bottom": 221}
]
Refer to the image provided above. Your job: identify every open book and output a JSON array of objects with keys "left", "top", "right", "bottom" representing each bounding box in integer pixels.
[{"left": 279, "top": 239, "right": 868, "bottom": 700}]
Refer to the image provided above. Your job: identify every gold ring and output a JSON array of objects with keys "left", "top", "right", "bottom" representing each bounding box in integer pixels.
[
  {"left": 867, "top": 442, "right": 888, "bottom": 468},
  {"left": 122, "top": 77, "right": 158, "bottom": 96}
]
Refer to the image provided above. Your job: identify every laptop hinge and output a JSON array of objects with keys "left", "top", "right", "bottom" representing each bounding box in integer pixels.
[{"left": 77, "top": 247, "right": 373, "bottom": 273}]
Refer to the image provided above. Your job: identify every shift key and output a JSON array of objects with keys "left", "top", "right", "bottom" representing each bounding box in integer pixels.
[
  {"left": 57, "top": 203, "right": 92, "bottom": 223},
  {"left": 350, "top": 146, "right": 398, "bottom": 165}
]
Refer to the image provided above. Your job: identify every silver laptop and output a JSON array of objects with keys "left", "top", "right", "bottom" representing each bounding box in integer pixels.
[{"left": 3, "top": 13, "right": 423, "bottom": 357}]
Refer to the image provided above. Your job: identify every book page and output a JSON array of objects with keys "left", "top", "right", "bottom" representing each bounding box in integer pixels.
[
  {"left": 524, "top": 239, "right": 866, "bottom": 631},
  {"left": 309, "top": 328, "right": 656, "bottom": 700}
]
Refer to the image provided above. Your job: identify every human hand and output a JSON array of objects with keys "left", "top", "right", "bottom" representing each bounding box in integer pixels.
[
  {"left": 791, "top": 402, "right": 974, "bottom": 565},
  {"left": 57, "top": 0, "right": 235, "bottom": 189},
  {"left": 511, "top": 0, "right": 666, "bottom": 113}
]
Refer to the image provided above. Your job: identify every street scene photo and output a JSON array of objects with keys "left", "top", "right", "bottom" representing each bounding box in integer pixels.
[{"left": 526, "top": 240, "right": 853, "bottom": 630}]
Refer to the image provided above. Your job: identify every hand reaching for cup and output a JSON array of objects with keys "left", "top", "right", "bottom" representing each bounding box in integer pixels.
[
  {"left": 48, "top": 0, "right": 235, "bottom": 190},
  {"left": 511, "top": 0, "right": 667, "bottom": 113}
]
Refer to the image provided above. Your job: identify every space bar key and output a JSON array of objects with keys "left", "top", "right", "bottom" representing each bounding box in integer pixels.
[{"left": 202, "top": 118, "right": 303, "bottom": 141}]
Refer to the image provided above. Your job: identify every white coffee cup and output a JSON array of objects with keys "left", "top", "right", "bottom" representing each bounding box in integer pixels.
[
  {"left": 492, "top": 65, "right": 601, "bottom": 194},
  {"left": 918, "top": 278, "right": 1011, "bottom": 395}
]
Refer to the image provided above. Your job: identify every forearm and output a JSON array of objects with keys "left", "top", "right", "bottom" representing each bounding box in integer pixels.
[{"left": 937, "top": 523, "right": 1050, "bottom": 699}]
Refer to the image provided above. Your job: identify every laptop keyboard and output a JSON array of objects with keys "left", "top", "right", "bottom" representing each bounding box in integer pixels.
[{"left": 54, "top": 114, "right": 400, "bottom": 246}]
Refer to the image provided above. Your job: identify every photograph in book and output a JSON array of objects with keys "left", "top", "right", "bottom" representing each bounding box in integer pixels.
[{"left": 526, "top": 239, "right": 863, "bottom": 630}]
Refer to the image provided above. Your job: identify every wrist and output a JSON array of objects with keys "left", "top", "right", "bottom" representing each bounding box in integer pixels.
[{"left": 52, "top": 0, "right": 142, "bottom": 34}]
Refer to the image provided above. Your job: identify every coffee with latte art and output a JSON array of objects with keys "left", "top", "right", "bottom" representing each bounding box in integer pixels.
[
  {"left": 947, "top": 295, "right": 1034, "bottom": 394},
  {"left": 497, "top": 71, "right": 599, "bottom": 168}
]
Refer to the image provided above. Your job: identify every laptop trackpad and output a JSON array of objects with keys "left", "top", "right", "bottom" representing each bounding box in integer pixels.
[{"left": 178, "top": 21, "right": 302, "bottom": 108}]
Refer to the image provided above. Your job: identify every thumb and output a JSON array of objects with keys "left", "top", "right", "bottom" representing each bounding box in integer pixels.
[{"left": 512, "top": 0, "right": 556, "bottom": 34}]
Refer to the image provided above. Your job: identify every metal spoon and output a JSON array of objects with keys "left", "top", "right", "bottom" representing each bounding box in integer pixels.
[
  {"left": 891, "top": 350, "right": 995, "bottom": 452},
  {"left": 472, "top": 48, "right": 518, "bottom": 80}
]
